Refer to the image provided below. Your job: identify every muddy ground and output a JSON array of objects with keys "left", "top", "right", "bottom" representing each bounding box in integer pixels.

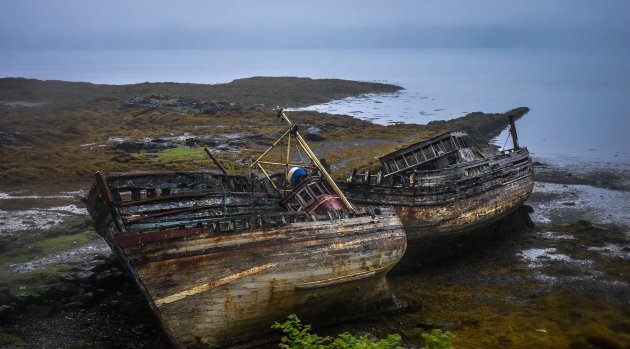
[
  {"left": 2, "top": 194, "right": 628, "bottom": 349},
  {"left": 0, "top": 78, "right": 628, "bottom": 348}
]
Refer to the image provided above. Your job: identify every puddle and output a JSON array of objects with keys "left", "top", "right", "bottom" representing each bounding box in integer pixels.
[
  {"left": 3, "top": 239, "right": 110, "bottom": 277},
  {"left": 537, "top": 231, "right": 576, "bottom": 240},
  {"left": 588, "top": 243, "right": 630, "bottom": 259},
  {"left": 0, "top": 192, "right": 77, "bottom": 200},
  {"left": 0, "top": 191, "right": 88, "bottom": 235},
  {"left": 0, "top": 205, "right": 87, "bottom": 235},
  {"left": 518, "top": 247, "right": 596, "bottom": 279},
  {"left": 518, "top": 248, "right": 574, "bottom": 267},
  {"left": 527, "top": 182, "right": 630, "bottom": 229}
]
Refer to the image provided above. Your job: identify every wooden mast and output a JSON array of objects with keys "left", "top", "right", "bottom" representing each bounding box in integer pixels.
[{"left": 251, "top": 108, "right": 356, "bottom": 212}]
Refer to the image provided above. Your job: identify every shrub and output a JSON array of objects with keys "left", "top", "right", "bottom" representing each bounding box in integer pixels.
[
  {"left": 272, "top": 314, "right": 403, "bottom": 349},
  {"left": 421, "top": 329, "right": 455, "bottom": 349}
]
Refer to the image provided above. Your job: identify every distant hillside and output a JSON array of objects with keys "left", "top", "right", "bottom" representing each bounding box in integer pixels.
[{"left": 0, "top": 76, "right": 402, "bottom": 108}]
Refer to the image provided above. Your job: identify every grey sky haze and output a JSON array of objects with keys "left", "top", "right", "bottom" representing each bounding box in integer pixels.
[{"left": 1, "top": 0, "right": 629, "bottom": 49}]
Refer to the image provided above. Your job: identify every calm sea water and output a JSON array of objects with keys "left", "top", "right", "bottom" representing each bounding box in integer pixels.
[{"left": 1, "top": 48, "right": 628, "bottom": 161}]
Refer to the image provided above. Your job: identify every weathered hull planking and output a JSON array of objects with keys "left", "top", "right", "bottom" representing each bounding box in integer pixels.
[
  {"left": 344, "top": 148, "right": 534, "bottom": 245},
  {"left": 86, "top": 171, "right": 406, "bottom": 349}
]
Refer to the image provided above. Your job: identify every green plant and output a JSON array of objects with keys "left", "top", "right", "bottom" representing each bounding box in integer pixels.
[
  {"left": 272, "top": 314, "right": 403, "bottom": 349},
  {"left": 421, "top": 329, "right": 455, "bottom": 349}
]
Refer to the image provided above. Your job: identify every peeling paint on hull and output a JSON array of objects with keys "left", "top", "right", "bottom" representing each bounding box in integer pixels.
[{"left": 86, "top": 171, "right": 406, "bottom": 348}]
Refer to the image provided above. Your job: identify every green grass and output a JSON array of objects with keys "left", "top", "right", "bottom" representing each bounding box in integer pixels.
[
  {"left": 6, "top": 263, "right": 77, "bottom": 295},
  {"left": 273, "top": 314, "right": 404, "bottom": 349},
  {"left": 0, "top": 232, "right": 98, "bottom": 267},
  {"left": 140, "top": 147, "right": 209, "bottom": 163},
  {"left": 0, "top": 331, "right": 27, "bottom": 348},
  {"left": 139, "top": 147, "right": 246, "bottom": 175}
]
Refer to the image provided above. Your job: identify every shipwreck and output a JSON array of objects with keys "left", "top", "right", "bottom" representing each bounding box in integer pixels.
[
  {"left": 85, "top": 109, "right": 406, "bottom": 348},
  {"left": 343, "top": 115, "right": 534, "bottom": 262}
]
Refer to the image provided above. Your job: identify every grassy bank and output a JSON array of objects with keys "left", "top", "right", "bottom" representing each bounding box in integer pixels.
[{"left": 0, "top": 77, "right": 525, "bottom": 192}]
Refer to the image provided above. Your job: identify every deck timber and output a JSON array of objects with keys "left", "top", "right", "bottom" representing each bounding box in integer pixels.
[{"left": 343, "top": 148, "right": 534, "bottom": 244}]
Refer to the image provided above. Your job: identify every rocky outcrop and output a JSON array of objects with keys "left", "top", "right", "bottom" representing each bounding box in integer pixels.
[
  {"left": 111, "top": 138, "right": 178, "bottom": 152},
  {"left": 0, "top": 131, "right": 33, "bottom": 146},
  {"left": 0, "top": 254, "right": 131, "bottom": 320},
  {"left": 123, "top": 95, "right": 242, "bottom": 115}
]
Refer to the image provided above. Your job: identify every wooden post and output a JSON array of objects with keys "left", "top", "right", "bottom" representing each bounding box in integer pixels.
[{"left": 204, "top": 148, "right": 228, "bottom": 175}]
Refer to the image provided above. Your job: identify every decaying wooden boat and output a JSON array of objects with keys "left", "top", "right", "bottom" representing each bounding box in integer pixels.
[
  {"left": 343, "top": 115, "right": 533, "bottom": 261},
  {"left": 85, "top": 109, "right": 406, "bottom": 349}
]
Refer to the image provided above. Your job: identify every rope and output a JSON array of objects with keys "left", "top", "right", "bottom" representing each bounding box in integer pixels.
[
  {"left": 502, "top": 128, "right": 512, "bottom": 150},
  {"left": 295, "top": 140, "right": 308, "bottom": 166},
  {"left": 219, "top": 179, "right": 227, "bottom": 214}
]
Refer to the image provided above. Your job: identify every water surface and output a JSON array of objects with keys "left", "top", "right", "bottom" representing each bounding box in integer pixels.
[{"left": 1, "top": 48, "right": 628, "bottom": 161}]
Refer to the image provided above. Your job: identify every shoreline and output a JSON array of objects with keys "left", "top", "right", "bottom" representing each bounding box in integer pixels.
[
  {"left": 0, "top": 76, "right": 628, "bottom": 348},
  {"left": 1, "top": 145, "right": 627, "bottom": 348}
]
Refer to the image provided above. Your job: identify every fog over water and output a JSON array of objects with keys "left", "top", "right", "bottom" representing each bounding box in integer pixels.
[{"left": 1, "top": 0, "right": 629, "bottom": 161}]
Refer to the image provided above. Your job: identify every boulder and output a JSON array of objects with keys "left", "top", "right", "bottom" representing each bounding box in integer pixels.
[
  {"left": 76, "top": 270, "right": 96, "bottom": 283},
  {"left": 43, "top": 283, "right": 76, "bottom": 301},
  {"left": 228, "top": 139, "right": 247, "bottom": 147},
  {"left": 25, "top": 304, "right": 53, "bottom": 317},
  {"left": 304, "top": 133, "right": 325, "bottom": 142},
  {"left": 0, "top": 304, "right": 15, "bottom": 320},
  {"left": 0, "top": 287, "right": 14, "bottom": 306},
  {"left": 14, "top": 291, "right": 40, "bottom": 306}
]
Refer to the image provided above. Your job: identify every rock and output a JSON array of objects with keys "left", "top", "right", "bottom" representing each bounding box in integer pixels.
[
  {"left": 93, "top": 254, "right": 110, "bottom": 261},
  {"left": 354, "top": 332, "right": 378, "bottom": 342},
  {"left": 25, "top": 304, "right": 53, "bottom": 317},
  {"left": 198, "top": 138, "right": 220, "bottom": 147},
  {"left": 77, "top": 270, "right": 96, "bottom": 283},
  {"left": 112, "top": 140, "right": 178, "bottom": 152},
  {"left": 123, "top": 95, "right": 242, "bottom": 114},
  {"left": 0, "top": 304, "right": 15, "bottom": 320},
  {"left": 67, "top": 292, "right": 95, "bottom": 308},
  {"left": 63, "top": 301, "right": 85, "bottom": 310},
  {"left": 61, "top": 275, "right": 76, "bottom": 283},
  {"left": 94, "top": 288, "right": 107, "bottom": 300},
  {"left": 586, "top": 336, "right": 622, "bottom": 349},
  {"left": 0, "top": 287, "right": 14, "bottom": 306},
  {"left": 185, "top": 138, "right": 197, "bottom": 147},
  {"left": 185, "top": 137, "right": 220, "bottom": 148},
  {"left": 96, "top": 270, "right": 116, "bottom": 288},
  {"left": 150, "top": 138, "right": 170, "bottom": 143},
  {"left": 228, "top": 139, "right": 247, "bottom": 147},
  {"left": 14, "top": 291, "right": 39, "bottom": 306},
  {"left": 43, "top": 283, "right": 74, "bottom": 301},
  {"left": 304, "top": 133, "right": 325, "bottom": 142},
  {"left": 215, "top": 144, "right": 234, "bottom": 151},
  {"left": 0, "top": 131, "right": 33, "bottom": 146},
  {"left": 416, "top": 322, "right": 446, "bottom": 330}
]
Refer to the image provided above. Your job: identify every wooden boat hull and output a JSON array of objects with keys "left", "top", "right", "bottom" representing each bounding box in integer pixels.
[
  {"left": 343, "top": 148, "right": 534, "bottom": 251},
  {"left": 87, "top": 177, "right": 406, "bottom": 348},
  {"left": 395, "top": 172, "right": 533, "bottom": 241}
]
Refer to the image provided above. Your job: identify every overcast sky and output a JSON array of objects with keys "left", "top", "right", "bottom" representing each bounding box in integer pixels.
[{"left": 1, "top": 0, "right": 628, "bottom": 50}]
